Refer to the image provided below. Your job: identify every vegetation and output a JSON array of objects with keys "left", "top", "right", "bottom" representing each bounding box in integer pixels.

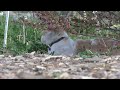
[
  {"left": 0, "top": 11, "right": 120, "bottom": 58},
  {"left": 0, "top": 11, "right": 120, "bottom": 79},
  {"left": 0, "top": 15, "right": 48, "bottom": 55}
]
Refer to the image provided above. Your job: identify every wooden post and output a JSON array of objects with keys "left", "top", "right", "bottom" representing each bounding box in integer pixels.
[
  {"left": 23, "top": 22, "right": 26, "bottom": 44},
  {"left": 3, "top": 11, "right": 9, "bottom": 48}
]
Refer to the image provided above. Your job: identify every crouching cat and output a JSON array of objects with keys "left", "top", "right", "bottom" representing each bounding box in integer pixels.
[
  {"left": 41, "top": 30, "right": 76, "bottom": 56},
  {"left": 41, "top": 30, "right": 120, "bottom": 56}
]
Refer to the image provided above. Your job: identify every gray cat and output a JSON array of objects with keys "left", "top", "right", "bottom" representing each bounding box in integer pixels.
[
  {"left": 41, "top": 30, "right": 120, "bottom": 56},
  {"left": 41, "top": 30, "right": 75, "bottom": 56}
]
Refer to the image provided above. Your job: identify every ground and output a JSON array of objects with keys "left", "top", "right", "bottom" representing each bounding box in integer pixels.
[{"left": 0, "top": 52, "right": 120, "bottom": 79}]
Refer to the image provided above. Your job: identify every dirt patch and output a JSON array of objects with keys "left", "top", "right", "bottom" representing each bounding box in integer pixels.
[{"left": 0, "top": 52, "right": 120, "bottom": 79}]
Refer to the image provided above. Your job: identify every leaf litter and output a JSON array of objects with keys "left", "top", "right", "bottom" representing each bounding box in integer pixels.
[{"left": 0, "top": 52, "right": 120, "bottom": 79}]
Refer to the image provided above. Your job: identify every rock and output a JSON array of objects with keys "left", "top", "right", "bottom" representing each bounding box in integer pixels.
[
  {"left": 6, "top": 66, "right": 17, "bottom": 70},
  {"left": 91, "top": 71, "right": 108, "bottom": 79},
  {"left": 47, "top": 70, "right": 62, "bottom": 78},
  {"left": 58, "top": 63, "right": 65, "bottom": 67},
  {"left": 19, "top": 64, "right": 24, "bottom": 68},
  {"left": 44, "top": 56, "right": 63, "bottom": 61},
  {"left": 27, "top": 62, "right": 36, "bottom": 65},
  {"left": 0, "top": 63, "right": 4, "bottom": 67},
  {"left": 10, "top": 57, "right": 16, "bottom": 60},
  {"left": 17, "top": 72, "right": 46, "bottom": 79},
  {"left": 73, "top": 57, "right": 83, "bottom": 61},
  {"left": 52, "top": 70, "right": 62, "bottom": 73},
  {"left": 15, "top": 62, "right": 25, "bottom": 65},
  {"left": 30, "top": 51, "right": 35, "bottom": 56},
  {"left": 84, "top": 56, "right": 101, "bottom": 63},
  {"left": 59, "top": 72, "right": 71, "bottom": 79},
  {"left": 8, "top": 55, "right": 12, "bottom": 58},
  {"left": 0, "top": 55, "right": 4, "bottom": 59},
  {"left": 23, "top": 53, "right": 35, "bottom": 59},
  {"left": 80, "top": 76, "right": 97, "bottom": 79},
  {"left": 15, "top": 56, "right": 25, "bottom": 61},
  {"left": 69, "top": 66, "right": 78, "bottom": 71},
  {"left": 36, "top": 66, "right": 46, "bottom": 70},
  {"left": 3, "top": 73, "right": 17, "bottom": 79},
  {"left": 32, "top": 57, "right": 41, "bottom": 60}
]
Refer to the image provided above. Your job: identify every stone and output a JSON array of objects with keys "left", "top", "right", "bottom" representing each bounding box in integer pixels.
[
  {"left": 59, "top": 72, "right": 71, "bottom": 79},
  {"left": 36, "top": 66, "right": 46, "bottom": 70}
]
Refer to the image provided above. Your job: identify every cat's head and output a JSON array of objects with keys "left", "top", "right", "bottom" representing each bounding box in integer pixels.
[{"left": 41, "top": 30, "right": 69, "bottom": 45}]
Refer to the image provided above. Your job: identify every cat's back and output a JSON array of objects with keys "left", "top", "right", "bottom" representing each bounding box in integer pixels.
[{"left": 50, "top": 37, "right": 75, "bottom": 56}]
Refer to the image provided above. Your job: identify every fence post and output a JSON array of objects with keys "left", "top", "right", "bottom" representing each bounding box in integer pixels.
[{"left": 3, "top": 11, "right": 10, "bottom": 48}]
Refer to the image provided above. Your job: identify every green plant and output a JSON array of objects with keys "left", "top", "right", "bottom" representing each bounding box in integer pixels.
[
  {"left": 0, "top": 16, "right": 48, "bottom": 55},
  {"left": 27, "top": 40, "right": 48, "bottom": 54},
  {"left": 79, "top": 50, "right": 100, "bottom": 59}
]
